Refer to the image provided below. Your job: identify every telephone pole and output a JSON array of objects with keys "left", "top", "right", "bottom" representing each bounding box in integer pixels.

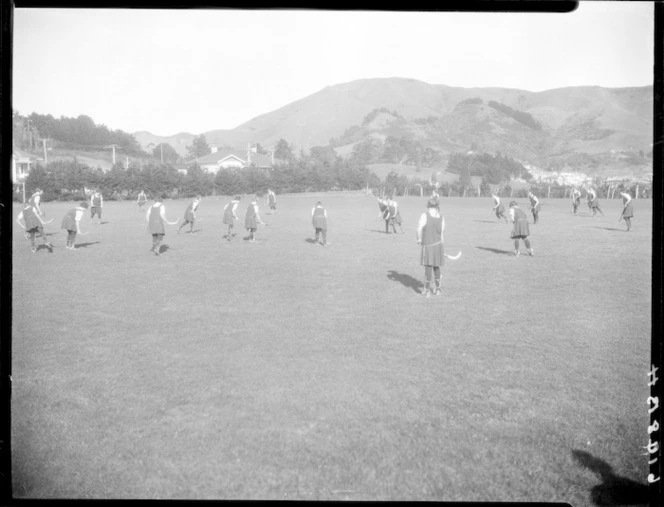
[
  {"left": 42, "top": 138, "right": 48, "bottom": 165},
  {"left": 106, "top": 144, "right": 119, "bottom": 165}
]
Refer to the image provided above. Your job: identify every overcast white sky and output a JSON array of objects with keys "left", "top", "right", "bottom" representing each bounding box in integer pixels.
[{"left": 13, "top": 3, "right": 654, "bottom": 137}]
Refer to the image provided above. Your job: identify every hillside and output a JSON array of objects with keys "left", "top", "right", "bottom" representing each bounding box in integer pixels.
[
  {"left": 133, "top": 131, "right": 197, "bottom": 157},
  {"left": 134, "top": 77, "right": 653, "bottom": 177}
]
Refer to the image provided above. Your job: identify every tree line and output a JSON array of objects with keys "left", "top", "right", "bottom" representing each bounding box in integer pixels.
[
  {"left": 14, "top": 111, "right": 144, "bottom": 155},
  {"left": 20, "top": 154, "right": 381, "bottom": 202}
]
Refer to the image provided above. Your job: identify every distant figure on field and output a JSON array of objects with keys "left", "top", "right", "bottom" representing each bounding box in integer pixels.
[
  {"left": 312, "top": 201, "right": 328, "bottom": 246},
  {"left": 585, "top": 187, "right": 594, "bottom": 211},
  {"left": 587, "top": 187, "right": 604, "bottom": 217},
  {"left": 492, "top": 194, "right": 507, "bottom": 222},
  {"left": 388, "top": 198, "right": 403, "bottom": 233},
  {"left": 381, "top": 197, "right": 397, "bottom": 234},
  {"left": 90, "top": 189, "right": 104, "bottom": 224},
  {"left": 416, "top": 198, "right": 445, "bottom": 297},
  {"left": 137, "top": 190, "right": 147, "bottom": 211},
  {"left": 244, "top": 196, "right": 265, "bottom": 242},
  {"left": 509, "top": 201, "right": 533, "bottom": 257},
  {"left": 178, "top": 195, "right": 201, "bottom": 233},
  {"left": 17, "top": 200, "right": 53, "bottom": 253},
  {"left": 528, "top": 191, "right": 541, "bottom": 224},
  {"left": 619, "top": 191, "right": 634, "bottom": 231},
  {"left": 61, "top": 202, "right": 89, "bottom": 250},
  {"left": 222, "top": 196, "right": 241, "bottom": 241},
  {"left": 147, "top": 196, "right": 178, "bottom": 256},
  {"left": 571, "top": 187, "right": 582, "bottom": 214},
  {"left": 267, "top": 189, "right": 277, "bottom": 213}
]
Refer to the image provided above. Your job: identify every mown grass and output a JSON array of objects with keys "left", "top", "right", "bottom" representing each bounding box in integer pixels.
[{"left": 11, "top": 193, "right": 651, "bottom": 502}]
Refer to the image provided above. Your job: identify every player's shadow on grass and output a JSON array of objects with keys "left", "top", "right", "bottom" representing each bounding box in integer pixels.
[
  {"left": 305, "top": 238, "right": 318, "bottom": 244},
  {"left": 571, "top": 450, "right": 648, "bottom": 506},
  {"left": 158, "top": 245, "right": 170, "bottom": 254},
  {"left": 584, "top": 226, "right": 625, "bottom": 232},
  {"left": 476, "top": 246, "right": 514, "bottom": 255},
  {"left": 387, "top": 270, "right": 423, "bottom": 293},
  {"left": 365, "top": 229, "right": 390, "bottom": 234},
  {"left": 473, "top": 220, "right": 501, "bottom": 224},
  {"left": 74, "top": 241, "right": 101, "bottom": 249}
]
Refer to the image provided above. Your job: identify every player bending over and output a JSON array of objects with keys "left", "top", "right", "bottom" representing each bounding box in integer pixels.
[
  {"left": 509, "top": 201, "right": 533, "bottom": 257},
  {"left": 222, "top": 196, "right": 241, "bottom": 241},
  {"left": 61, "top": 202, "right": 89, "bottom": 250}
]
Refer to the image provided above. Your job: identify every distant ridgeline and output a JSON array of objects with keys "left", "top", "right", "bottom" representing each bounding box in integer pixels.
[{"left": 13, "top": 111, "right": 144, "bottom": 155}]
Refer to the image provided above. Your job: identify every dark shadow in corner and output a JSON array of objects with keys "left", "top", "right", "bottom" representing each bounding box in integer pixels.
[
  {"left": 476, "top": 246, "right": 514, "bottom": 256},
  {"left": 387, "top": 270, "right": 423, "bottom": 293},
  {"left": 571, "top": 449, "right": 649, "bottom": 506}
]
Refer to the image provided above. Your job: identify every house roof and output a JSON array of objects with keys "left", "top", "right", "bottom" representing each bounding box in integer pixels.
[
  {"left": 13, "top": 149, "right": 43, "bottom": 161},
  {"left": 195, "top": 149, "right": 273, "bottom": 167}
]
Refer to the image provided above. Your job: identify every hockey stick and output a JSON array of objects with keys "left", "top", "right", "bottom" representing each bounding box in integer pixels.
[
  {"left": 444, "top": 251, "right": 462, "bottom": 260},
  {"left": 42, "top": 217, "right": 54, "bottom": 225}
]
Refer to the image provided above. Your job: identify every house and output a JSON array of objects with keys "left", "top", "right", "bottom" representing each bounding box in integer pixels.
[
  {"left": 193, "top": 144, "right": 276, "bottom": 174},
  {"left": 11, "top": 149, "right": 42, "bottom": 184}
]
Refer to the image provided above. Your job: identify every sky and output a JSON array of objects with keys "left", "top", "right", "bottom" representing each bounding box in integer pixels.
[{"left": 13, "top": 3, "right": 655, "bottom": 137}]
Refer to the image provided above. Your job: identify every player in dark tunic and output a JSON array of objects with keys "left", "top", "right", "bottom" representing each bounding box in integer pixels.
[
  {"left": 137, "top": 190, "right": 147, "bottom": 211},
  {"left": 587, "top": 188, "right": 604, "bottom": 217},
  {"left": 492, "top": 194, "right": 507, "bottom": 222},
  {"left": 619, "top": 191, "right": 634, "bottom": 231},
  {"left": 528, "top": 192, "right": 541, "bottom": 224},
  {"left": 90, "top": 189, "right": 103, "bottom": 224},
  {"left": 267, "top": 189, "right": 277, "bottom": 214},
  {"left": 244, "top": 197, "right": 265, "bottom": 242},
  {"left": 147, "top": 198, "right": 178, "bottom": 256},
  {"left": 61, "top": 202, "right": 89, "bottom": 250},
  {"left": 416, "top": 198, "right": 445, "bottom": 297},
  {"left": 18, "top": 201, "right": 53, "bottom": 253},
  {"left": 509, "top": 201, "right": 533, "bottom": 256},
  {"left": 222, "top": 196, "right": 241, "bottom": 241},
  {"left": 388, "top": 199, "right": 403, "bottom": 233},
  {"left": 311, "top": 201, "right": 328, "bottom": 246},
  {"left": 177, "top": 195, "right": 201, "bottom": 233}
]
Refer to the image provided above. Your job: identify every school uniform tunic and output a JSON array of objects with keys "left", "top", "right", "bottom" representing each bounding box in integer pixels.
[
  {"left": 23, "top": 205, "right": 41, "bottom": 231},
  {"left": 148, "top": 204, "right": 166, "bottom": 235},
  {"left": 61, "top": 208, "right": 82, "bottom": 232},
  {"left": 222, "top": 201, "right": 238, "bottom": 225},
  {"left": 184, "top": 201, "right": 198, "bottom": 222},
  {"left": 312, "top": 206, "right": 327, "bottom": 230},
  {"left": 245, "top": 203, "right": 258, "bottom": 229},
  {"left": 622, "top": 195, "right": 634, "bottom": 218},
  {"left": 420, "top": 213, "right": 444, "bottom": 267},
  {"left": 510, "top": 207, "right": 530, "bottom": 238},
  {"left": 138, "top": 193, "right": 147, "bottom": 204}
]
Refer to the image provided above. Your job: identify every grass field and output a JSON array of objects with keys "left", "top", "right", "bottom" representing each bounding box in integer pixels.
[{"left": 11, "top": 193, "right": 652, "bottom": 502}]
